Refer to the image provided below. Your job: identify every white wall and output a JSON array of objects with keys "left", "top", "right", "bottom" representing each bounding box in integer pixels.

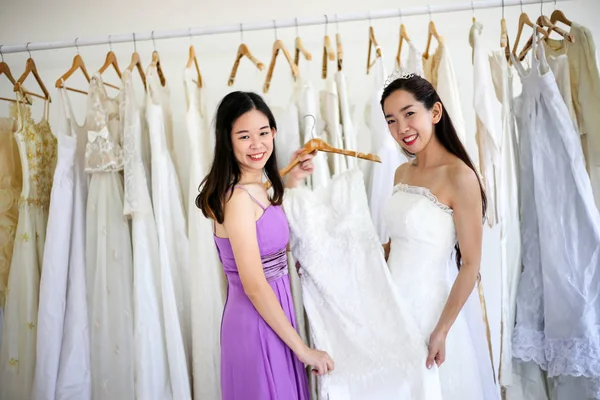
[{"left": 1, "top": 0, "right": 599, "bottom": 381}]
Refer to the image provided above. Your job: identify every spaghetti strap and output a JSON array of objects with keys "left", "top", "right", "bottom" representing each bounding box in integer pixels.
[{"left": 234, "top": 185, "right": 268, "bottom": 211}]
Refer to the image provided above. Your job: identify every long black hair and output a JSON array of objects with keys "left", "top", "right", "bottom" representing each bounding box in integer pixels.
[
  {"left": 195, "top": 91, "right": 284, "bottom": 224},
  {"left": 380, "top": 75, "right": 487, "bottom": 269}
]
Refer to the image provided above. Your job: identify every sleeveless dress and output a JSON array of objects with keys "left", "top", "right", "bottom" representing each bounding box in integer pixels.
[
  {"left": 0, "top": 97, "right": 57, "bottom": 400},
  {"left": 385, "top": 183, "right": 499, "bottom": 399},
  {"left": 213, "top": 187, "right": 309, "bottom": 400}
]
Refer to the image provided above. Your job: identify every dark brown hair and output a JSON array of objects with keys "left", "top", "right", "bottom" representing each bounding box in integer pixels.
[
  {"left": 381, "top": 75, "right": 487, "bottom": 269},
  {"left": 195, "top": 91, "right": 284, "bottom": 224}
]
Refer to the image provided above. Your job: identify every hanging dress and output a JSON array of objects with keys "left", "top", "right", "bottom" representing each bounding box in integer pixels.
[
  {"left": 33, "top": 86, "right": 92, "bottom": 400},
  {"left": 469, "top": 21, "right": 502, "bottom": 226},
  {"left": 184, "top": 66, "right": 227, "bottom": 400},
  {"left": 366, "top": 56, "right": 407, "bottom": 244},
  {"left": 511, "top": 32, "right": 600, "bottom": 400},
  {"left": 122, "top": 70, "right": 172, "bottom": 399},
  {"left": 0, "top": 112, "right": 21, "bottom": 310},
  {"left": 0, "top": 95, "right": 57, "bottom": 400},
  {"left": 422, "top": 37, "right": 467, "bottom": 146},
  {"left": 336, "top": 68, "right": 356, "bottom": 167},
  {"left": 85, "top": 74, "right": 134, "bottom": 399},
  {"left": 146, "top": 65, "right": 192, "bottom": 399},
  {"left": 320, "top": 64, "right": 346, "bottom": 176}
]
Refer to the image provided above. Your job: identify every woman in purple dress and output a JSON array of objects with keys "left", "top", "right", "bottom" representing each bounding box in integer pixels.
[{"left": 196, "top": 91, "right": 334, "bottom": 399}]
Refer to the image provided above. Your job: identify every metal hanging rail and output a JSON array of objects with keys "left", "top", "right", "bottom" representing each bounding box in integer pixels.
[{"left": 0, "top": 0, "right": 575, "bottom": 54}]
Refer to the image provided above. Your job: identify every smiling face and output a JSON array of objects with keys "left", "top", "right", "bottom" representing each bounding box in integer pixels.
[
  {"left": 382, "top": 89, "right": 442, "bottom": 155},
  {"left": 231, "top": 109, "right": 276, "bottom": 174}
]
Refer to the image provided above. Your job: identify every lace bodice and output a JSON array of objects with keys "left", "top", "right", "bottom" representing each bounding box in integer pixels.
[
  {"left": 85, "top": 74, "right": 124, "bottom": 173},
  {"left": 9, "top": 102, "right": 57, "bottom": 209}
]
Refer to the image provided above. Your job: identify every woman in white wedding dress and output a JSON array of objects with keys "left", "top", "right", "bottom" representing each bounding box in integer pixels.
[{"left": 381, "top": 74, "right": 498, "bottom": 399}]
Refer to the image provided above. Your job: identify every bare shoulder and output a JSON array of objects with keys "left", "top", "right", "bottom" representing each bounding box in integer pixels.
[
  {"left": 445, "top": 160, "right": 482, "bottom": 205},
  {"left": 224, "top": 187, "right": 256, "bottom": 217},
  {"left": 394, "top": 162, "right": 412, "bottom": 186}
]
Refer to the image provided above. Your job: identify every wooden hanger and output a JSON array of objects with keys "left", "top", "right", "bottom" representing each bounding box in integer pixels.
[
  {"left": 336, "top": 32, "right": 343, "bottom": 71},
  {"left": 98, "top": 38, "right": 122, "bottom": 82},
  {"left": 294, "top": 19, "right": 312, "bottom": 69},
  {"left": 0, "top": 48, "right": 31, "bottom": 104},
  {"left": 321, "top": 15, "right": 336, "bottom": 79},
  {"left": 127, "top": 33, "right": 147, "bottom": 88},
  {"left": 228, "top": 24, "right": 265, "bottom": 87},
  {"left": 14, "top": 45, "right": 51, "bottom": 102},
  {"left": 265, "top": 138, "right": 381, "bottom": 189},
  {"left": 517, "top": 15, "right": 573, "bottom": 61},
  {"left": 424, "top": 20, "right": 441, "bottom": 60},
  {"left": 263, "top": 37, "right": 299, "bottom": 93},
  {"left": 187, "top": 44, "right": 203, "bottom": 88},
  {"left": 396, "top": 23, "right": 411, "bottom": 68},
  {"left": 550, "top": 8, "right": 572, "bottom": 27},
  {"left": 366, "top": 26, "right": 382, "bottom": 74},
  {"left": 511, "top": 12, "right": 549, "bottom": 59},
  {"left": 55, "top": 51, "right": 91, "bottom": 95},
  {"left": 149, "top": 31, "right": 166, "bottom": 86}
]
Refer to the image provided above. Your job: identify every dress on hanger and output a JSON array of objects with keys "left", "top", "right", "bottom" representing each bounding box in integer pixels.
[
  {"left": 272, "top": 102, "right": 300, "bottom": 172},
  {"left": 294, "top": 65, "right": 330, "bottom": 190},
  {"left": 285, "top": 167, "right": 443, "bottom": 400},
  {"left": 385, "top": 182, "right": 499, "bottom": 399},
  {"left": 0, "top": 114, "right": 21, "bottom": 309},
  {"left": 366, "top": 56, "right": 406, "bottom": 244},
  {"left": 146, "top": 65, "right": 192, "bottom": 400},
  {"left": 469, "top": 21, "right": 501, "bottom": 227},
  {"left": 398, "top": 40, "right": 425, "bottom": 76},
  {"left": 184, "top": 66, "right": 226, "bottom": 400},
  {"left": 511, "top": 33, "right": 600, "bottom": 400},
  {"left": 488, "top": 48, "right": 522, "bottom": 389},
  {"left": 336, "top": 69, "right": 356, "bottom": 168},
  {"left": 214, "top": 187, "right": 309, "bottom": 400},
  {"left": 122, "top": 70, "right": 172, "bottom": 400},
  {"left": 85, "top": 74, "right": 134, "bottom": 399},
  {"left": 0, "top": 95, "right": 57, "bottom": 400},
  {"left": 321, "top": 62, "right": 347, "bottom": 176},
  {"left": 32, "top": 87, "right": 90, "bottom": 400},
  {"left": 543, "top": 23, "right": 600, "bottom": 209},
  {"left": 423, "top": 37, "right": 467, "bottom": 145}
]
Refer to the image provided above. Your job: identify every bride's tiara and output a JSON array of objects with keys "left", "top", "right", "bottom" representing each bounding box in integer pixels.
[{"left": 383, "top": 70, "right": 416, "bottom": 89}]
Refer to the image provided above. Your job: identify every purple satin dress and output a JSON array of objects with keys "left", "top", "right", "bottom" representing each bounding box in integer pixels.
[{"left": 213, "top": 187, "right": 309, "bottom": 400}]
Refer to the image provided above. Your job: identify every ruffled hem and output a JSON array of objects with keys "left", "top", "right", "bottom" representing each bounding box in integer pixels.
[{"left": 512, "top": 327, "right": 600, "bottom": 378}]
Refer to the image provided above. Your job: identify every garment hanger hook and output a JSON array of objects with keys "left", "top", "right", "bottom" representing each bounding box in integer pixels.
[
  {"left": 335, "top": 14, "right": 340, "bottom": 32},
  {"left": 295, "top": 17, "right": 299, "bottom": 37},
  {"left": 471, "top": 0, "right": 475, "bottom": 19},
  {"left": 273, "top": 20, "right": 278, "bottom": 41},
  {"left": 502, "top": 0, "right": 505, "bottom": 19},
  {"left": 368, "top": 12, "right": 372, "bottom": 27},
  {"left": 398, "top": 8, "right": 403, "bottom": 24},
  {"left": 239, "top": 23, "right": 244, "bottom": 43},
  {"left": 554, "top": 0, "right": 557, "bottom": 9},
  {"left": 324, "top": 15, "right": 329, "bottom": 35},
  {"left": 540, "top": 0, "right": 544, "bottom": 15},
  {"left": 0, "top": 45, "right": 4, "bottom": 62},
  {"left": 303, "top": 114, "right": 317, "bottom": 139},
  {"left": 520, "top": 0, "right": 523, "bottom": 13},
  {"left": 151, "top": 30, "right": 157, "bottom": 51},
  {"left": 428, "top": 5, "right": 433, "bottom": 22},
  {"left": 74, "top": 38, "right": 80, "bottom": 55},
  {"left": 26, "top": 42, "right": 32, "bottom": 58},
  {"left": 189, "top": 28, "right": 193, "bottom": 44},
  {"left": 108, "top": 35, "right": 113, "bottom": 51},
  {"left": 132, "top": 33, "right": 137, "bottom": 53}
]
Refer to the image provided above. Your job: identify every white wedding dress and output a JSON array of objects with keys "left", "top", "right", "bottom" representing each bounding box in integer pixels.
[
  {"left": 285, "top": 168, "right": 443, "bottom": 400},
  {"left": 385, "top": 182, "right": 499, "bottom": 399}
]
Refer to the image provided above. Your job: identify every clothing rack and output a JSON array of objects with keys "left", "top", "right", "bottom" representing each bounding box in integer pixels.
[{"left": 0, "top": 0, "right": 575, "bottom": 54}]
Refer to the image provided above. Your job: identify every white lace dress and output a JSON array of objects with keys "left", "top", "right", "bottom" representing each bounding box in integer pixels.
[
  {"left": 385, "top": 183, "right": 499, "bottom": 399},
  {"left": 85, "top": 74, "right": 135, "bottom": 399},
  {"left": 285, "top": 168, "right": 444, "bottom": 400},
  {"left": 146, "top": 65, "right": 192, "bottom": 399},
  {"left": 184, "top": 67, "right": 226, "bottom": 400},
  {"left": 511, "top": 33, "right": 600, "bottom": 399}
]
